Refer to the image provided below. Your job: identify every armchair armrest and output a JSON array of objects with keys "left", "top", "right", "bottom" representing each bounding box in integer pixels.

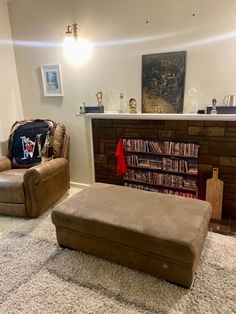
[
  {"left": 23, "top": 158, "right": 70, "bottom": 217},
  {"left": 0, "top": 156, "right": 11, "bottom": 172},
  {"left": 24, "top": 158, "right": 69, "bottom": 184}
]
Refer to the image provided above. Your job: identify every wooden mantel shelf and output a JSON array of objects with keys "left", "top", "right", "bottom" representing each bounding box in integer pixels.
[{"left": 75, "top": 112, "right": 236, "bottom": 121}]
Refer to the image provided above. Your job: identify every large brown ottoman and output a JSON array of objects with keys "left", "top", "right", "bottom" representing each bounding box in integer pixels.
[{"left": 51, "top": 183, "right": 212, "bottom": 288}]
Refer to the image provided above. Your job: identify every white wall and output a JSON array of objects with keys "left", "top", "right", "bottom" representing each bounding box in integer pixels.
[
  {"left": 0, "top": 0, "right": 23, "bottom": 155},
  {"left": 7, "top": 0, "right": 236, "bottom": 183}
]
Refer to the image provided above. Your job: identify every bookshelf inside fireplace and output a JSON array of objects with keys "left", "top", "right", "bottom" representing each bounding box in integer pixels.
[{"left": 123, "top": 138, "right": 199, "bottom": 198}]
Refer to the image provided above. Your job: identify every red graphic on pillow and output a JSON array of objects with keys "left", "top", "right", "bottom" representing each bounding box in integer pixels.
[
  {"left": 21, "top": 134, "right": 42, "bottom": 160},
  {"left": 26, "top": 141, "right": 34, "bottom": 153}
]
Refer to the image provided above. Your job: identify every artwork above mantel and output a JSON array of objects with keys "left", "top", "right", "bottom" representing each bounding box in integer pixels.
[{"left": 142, "top": 51, "right": 186, "bottom": 114}]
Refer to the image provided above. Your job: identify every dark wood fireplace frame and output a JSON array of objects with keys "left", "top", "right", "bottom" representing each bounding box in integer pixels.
[{"left": 92, "top": 118, "right": 236, "bottom": 219}]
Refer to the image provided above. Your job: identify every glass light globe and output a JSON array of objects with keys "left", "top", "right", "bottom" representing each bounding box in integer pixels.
[{"left": 64, "top": 36, "right": 93, "bottom": 65}]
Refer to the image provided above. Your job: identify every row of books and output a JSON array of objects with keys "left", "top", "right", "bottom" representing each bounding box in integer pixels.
[
  {"left": 124, "top": 182, "right": 159, "bottom": 192},
  {"left": 123, "top": 169, "right": 197, "bottom": 190},
  {"left": 123, "top": 138, "right": 199, "bottom": 158},
  {"left": 124, "top": 182, "right": 197, "bottom": 198},
  {"left": 126, "top": 154, "right": 198, "bottom": 175}
]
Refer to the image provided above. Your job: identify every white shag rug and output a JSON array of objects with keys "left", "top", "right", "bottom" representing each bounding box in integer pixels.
[{"left": 0, "top": 211, "right": 235, "bottom": 314}]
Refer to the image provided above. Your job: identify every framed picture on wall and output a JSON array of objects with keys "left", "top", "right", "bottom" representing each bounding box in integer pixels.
[
  {"left": 40, "top": 64, "right": 64, "bottom": 96},
  {"left": 142, "top": 51, "right": 186, "bottom": 113}
]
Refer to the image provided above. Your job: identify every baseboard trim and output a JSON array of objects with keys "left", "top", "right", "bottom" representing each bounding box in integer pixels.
[{"left": 70, "top": 181, "right": 90, "bottom": 189}]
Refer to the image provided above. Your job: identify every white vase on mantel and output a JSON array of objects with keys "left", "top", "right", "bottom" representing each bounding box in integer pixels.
[{"left": 118, "top": 92, "right": 126, "bottom": 113}]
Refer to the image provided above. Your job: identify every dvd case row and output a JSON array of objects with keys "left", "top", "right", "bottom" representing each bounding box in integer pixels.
[
  {"left": 124, "top": 182, "right": 197, "bottom": 198},
  {"left": 123, "top": 169, "right": 197, "bottom": 191},
  {"left": 122, "top": 137, "right": 199, "bottom": 198},
  {"left": 126, "top": 154, "right": 198, "bottom": 175},
  {"left": 123, "top": 138, "right": 199, "bottom": 158}
]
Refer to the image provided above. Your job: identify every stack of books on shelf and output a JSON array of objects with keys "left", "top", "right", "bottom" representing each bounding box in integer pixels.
[
  {"left": 126, "top": 154, "right": 198, "bottom": 175},
  {"left": 122, "top": 137, "right": 199, "bottom": 199},
  {"left": 124, "top": 182, "right": 197, "bottom": 198},
  {"left": 123, "top": 138, "right": 199, "bottom": 158}
]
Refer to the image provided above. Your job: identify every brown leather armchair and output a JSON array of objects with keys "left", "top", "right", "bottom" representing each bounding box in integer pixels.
[{"left": 0, "top": 120, "right": 70, "bottom": 218}]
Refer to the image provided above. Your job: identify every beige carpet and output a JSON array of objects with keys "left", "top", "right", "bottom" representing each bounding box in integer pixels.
[
  {"left": 0, "top": 211, "right": 235, "bottom": 314},
  {"left": 0, "top": 187, "right": 81, "bottom": 237}
]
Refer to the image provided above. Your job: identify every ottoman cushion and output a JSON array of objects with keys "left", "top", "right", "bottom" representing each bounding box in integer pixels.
[{"left": 51, "top": 183, "right": 212, "bottom": 287}]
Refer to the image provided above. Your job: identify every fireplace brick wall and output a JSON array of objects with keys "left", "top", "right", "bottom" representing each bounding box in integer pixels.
[{"left": 92, "top": 119, "right": 236, "bottom": 218}]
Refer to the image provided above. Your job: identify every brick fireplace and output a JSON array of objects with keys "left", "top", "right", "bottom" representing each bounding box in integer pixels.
[{"left": 92, "top": 118, "right": 236, "bottom": 219}]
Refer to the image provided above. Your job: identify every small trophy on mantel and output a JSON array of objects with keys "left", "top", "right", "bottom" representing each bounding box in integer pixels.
[
  {"left": 80, "top": 92, "right": 104, "bottom": 113},
  {"left": 210, "top": 98, "right": 217, "bottom": 115},
  {"left": 96, "top": 91, "right": 103, "bottom": 107}
]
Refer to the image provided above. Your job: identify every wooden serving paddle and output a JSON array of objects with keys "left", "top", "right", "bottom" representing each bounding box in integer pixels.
[{"left": 206, "top": 168, "right": 224, "bottom": 220}]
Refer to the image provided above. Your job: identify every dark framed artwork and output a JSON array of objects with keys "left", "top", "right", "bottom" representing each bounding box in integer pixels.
[{"left": 142, "top": 51, "right": 186, "bottom": 113}]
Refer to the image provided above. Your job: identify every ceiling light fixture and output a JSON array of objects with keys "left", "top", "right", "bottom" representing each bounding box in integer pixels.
[{"left": 63, "top": 23, "right": 92, "bottom": 65}]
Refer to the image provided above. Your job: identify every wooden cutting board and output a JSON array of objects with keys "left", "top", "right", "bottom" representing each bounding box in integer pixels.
[{"left": 206, "top": 168, "right": 224, "bottom": 220}]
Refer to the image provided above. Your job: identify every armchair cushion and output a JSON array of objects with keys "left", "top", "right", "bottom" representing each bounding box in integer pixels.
[{"left": 0, "top": 169, "right": 26, "bottom": 203}]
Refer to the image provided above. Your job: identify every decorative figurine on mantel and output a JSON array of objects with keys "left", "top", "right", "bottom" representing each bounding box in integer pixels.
[
  {"left": 96, "top": 91, "right": 103, "bottom": 106},
  {"left": 210, "top": 98, "right": 217, "bottom": 115},
  {"left": 129, "top": 98, "right": 137, "bottom": 113},
  {"left": 79, "top": 102, "right": 86, "bottom": 114},
  {"left": 118, "top": 92, "right": 126, "bottom": 113}
]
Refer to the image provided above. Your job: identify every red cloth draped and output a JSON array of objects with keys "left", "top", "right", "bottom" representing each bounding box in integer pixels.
[{"left": 115, "top": 138, "right": 127, "bottom": 177}]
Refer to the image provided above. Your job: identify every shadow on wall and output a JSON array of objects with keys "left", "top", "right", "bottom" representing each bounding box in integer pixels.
[{"left": 0, "top": 140, "right": 9, "bottom": 156}]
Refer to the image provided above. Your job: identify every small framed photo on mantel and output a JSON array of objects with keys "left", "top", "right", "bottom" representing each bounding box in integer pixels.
[{"left": 41, "top": 64, "right": 64, "bottom": 96}]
